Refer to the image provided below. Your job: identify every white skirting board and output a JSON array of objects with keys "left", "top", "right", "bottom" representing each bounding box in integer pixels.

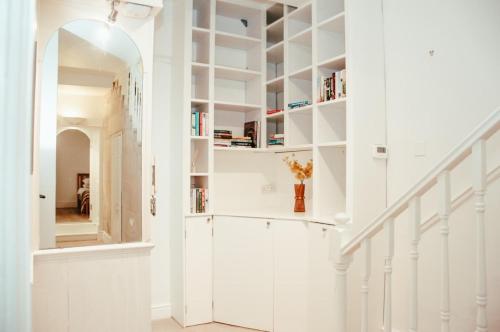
[{"left": 152, "top": 303, "right": 172, "bottom": 321}]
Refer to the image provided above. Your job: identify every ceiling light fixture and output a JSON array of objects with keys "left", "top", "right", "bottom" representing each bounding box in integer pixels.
[{"left": 107, "top": 0, "right": 119, "bottom": 24}]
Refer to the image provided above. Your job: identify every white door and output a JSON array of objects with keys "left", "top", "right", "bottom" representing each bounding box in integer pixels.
[
  {"left": 308, "top": 223, "right": 336, "bottom": 332},
  {"left": 185, "top": 216, "right": 213, "bottom": 326},
  {"left": 273, "top": 220, "right": 309, "bottom": 332},
  {"left": 213, "top": 216, "right": 273, "bottom": 331},
  {"left": 110, "top": 132, "right": 122, "bottom": 243},
  {"left": 38, "top": 32, "right": 59, "bottom": 249}
]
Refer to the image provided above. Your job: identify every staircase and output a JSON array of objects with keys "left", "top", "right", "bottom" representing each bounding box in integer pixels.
[{"left": 333, "top": 108, "right": 500, "bottom": 332}]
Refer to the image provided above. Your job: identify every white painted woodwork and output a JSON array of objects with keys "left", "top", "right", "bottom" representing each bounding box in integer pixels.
[
  {"left": 334, "top": 253, "right": 350, "bottom": 332},
  {"left": 437, "top": 171, "right": 451, "bottom": 332},
  {"left": 0, "top": 0, "right": 36, "bottom": 329},
  {"left": 383, "top": 218, "right": 394, "bottom": 332},
  {"left": 360, "top": 238, "right": 371, "bottom": 332},
  {"left": 472, "top": 140, "right": 488, "bottom": 332},
  {"left": 111, "top": 132, "right": 123, "bottom": 242},
  {"left": 409, "top": 196, "right": 421, "bottom": 332},
  {"left": 213, "top": 216, "right": 273, "bottom": 331},
  {"left": 32, "top": 243, "right": 153, "bottom": 332},
  {"left": 273, "top": 220, "right": 309, "bottom": 332},
  {"left": 38, "top": 32, "right": 59, "bottom": 249},
  {"left": 307, "top": 223, "right": 336, "bottom": 332},
  {"left": 185, "top": 216, "right": 213, "bottom": 326}
]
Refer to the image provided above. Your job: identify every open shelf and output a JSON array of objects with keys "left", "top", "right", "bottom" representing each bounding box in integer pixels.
[
  {"left": 192, "top": 28, "right": 210, "bottom": 64},
  {"left": 266, "top": 115, "right": 284, "bottom": 148},
  {"left": 266, "top": 17, "right": 284, "bottom": 48},
  {"left": 288, "top": 104, "right": 312, "bottom": 114},
  {"left": 288, "top": 2, "right": 312, "bottom": 38},
  {"left": 266, "top": 42, "right": 284, "bottom": 81},
  {"left": 317, "top": 97, "right": 346, "bottom": 108},
  {"left": 316, "top": 146, "right": 346, "bottom": 219},
  {"left": 214, "top": 101, "right": 261, "bottom": 112},
  {"left": 288, "top": 109, "right": 313, "bottom": 146},
  {"left": 191, "top": 63, "right": 209, "bottom": 100},
  {"left": 191, "top": 139, "right": 209, "bottom": 173},
  {"left": 317, "top": 13, "right": 345, "bottom": 64},
  {"left": 215, "top": 31, "right": 261, "bottom": 50},
  {"left": 316, "top": 0, "right": 344, "bottom": 25},
  {"left": 214, "top": 65, "right": 261, "bottom": 81},
  {"left": 289, "top": 65, "right": 312, "bottom": 81},
  {"left": 215, "top": 33, "right": 261, "bottom": 71},
  {"left": 192, "top": 0, "right": 211, "bottom": 29},
  {"left": 318, "top": 54, "right": 346, "bottom": 72},
  {"left": 266, "top": 76, "right": 284, "bottom": 93},
  {"left": 288, "top": 29, "right": 312, "bottom": 74},
  {"left": 216, "top": 0, "right": 261, "bottom": 39},
  {"left": 214, "top": 105, "right": 261, "bottom": 148},
  {"left": 266, "top": 111, "right": 284, "bottom": 119},
  {"left": 317, "top": 141, "right": 346, "bottom": 148},
  {"left": 266, "top": 3, "right": 284, "bottom": 26}
]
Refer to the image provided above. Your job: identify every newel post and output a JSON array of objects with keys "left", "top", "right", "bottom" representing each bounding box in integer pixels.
[{"left": 334, "top": 213, "right": 352, "bottom": 332}]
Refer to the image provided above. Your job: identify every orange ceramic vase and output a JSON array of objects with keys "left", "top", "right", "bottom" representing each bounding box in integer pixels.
[{"left": 294, "top": 183, "right": 305, "bottom": 212}]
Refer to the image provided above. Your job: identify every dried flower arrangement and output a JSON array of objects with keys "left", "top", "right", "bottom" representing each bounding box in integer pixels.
[{"left": 283, "top": 154, "right": 313, "bottom": 184}]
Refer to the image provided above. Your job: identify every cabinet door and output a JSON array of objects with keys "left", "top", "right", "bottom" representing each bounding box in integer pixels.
[
  {"left": 308, "top": 223, "right": 336, "bottom": 332},
  {"left": 213, "top": 216, "right": 273, "bottom": 331},
  {"left": 273, "top": 220, "right": 309, "bottom": 332},
  {"left": 185, "top": 216, "right": 213, "bottom": 326}
]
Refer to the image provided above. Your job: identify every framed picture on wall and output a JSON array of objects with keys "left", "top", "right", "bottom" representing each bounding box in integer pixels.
[{"left": 77, "top": 173, "right": 89, "bottom": 190}]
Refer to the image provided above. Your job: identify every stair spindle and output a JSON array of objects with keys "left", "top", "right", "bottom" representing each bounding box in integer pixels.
[
  {"left": 472, "top": 140, "right": 488, "bottom": 332},
  {"left": 360, "top": 238, "right": 371, "bottom": 332},
  {"left": 409, "top": 196, "right": 421, "bottom": 332},
  {"left": 383, "top": 218, "right": 394, "bottom": 332},
  {"left": 437, "top": 171, "right": 451, "bottom": 332}
]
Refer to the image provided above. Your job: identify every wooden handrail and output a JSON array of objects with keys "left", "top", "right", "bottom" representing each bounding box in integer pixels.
[{"left": 341, "top": 108, "right": 500, "bottom": 256}]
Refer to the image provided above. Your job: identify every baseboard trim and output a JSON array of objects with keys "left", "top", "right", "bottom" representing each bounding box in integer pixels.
[{"left": 152, "top": 303, "right": 172, "bottom": 321}]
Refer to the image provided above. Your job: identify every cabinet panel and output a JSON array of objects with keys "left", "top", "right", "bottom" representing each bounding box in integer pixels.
[
  {"left": 213, "top": 216, "right": 273, "bottom": 331},
  {"left": 308, "top": 223, "right": 336, "bottom": 332},
  {"left": 186, "top": 216, "right": 213, "bottom": 326},
  {"left": 273, "top": 220, "right": 309, "bottom": 332}
]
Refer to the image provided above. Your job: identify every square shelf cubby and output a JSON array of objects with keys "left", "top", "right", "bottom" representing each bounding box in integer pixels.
[
  {"left": 317, "top": 101, "right": 346, "bottom": 144},
  {"left": 288, "top": 29, "right": 312, "bottom": 74},
  {"left": 288, "top": 109, "right": 312, "bottom": 146},
  {"left": 191, "top": 64, "right": 209, "bottom": 100},
  {"left": 266, "top": 115, "right": 284, "bottom": 148},
  {"left": 287, "top": 3, "right": 312, "bottom": 38},
  {"left": 192, "top": 28, "right": 210, "bottom": 64},
  {"left": 215, "top": 32, "right": 261, "bottom": 71},
  {"left": 317, "top": 13, "right": 345, "bottom": 64},
  {"left": 317, "top": 0, "right": 344, "bottom": 25},
  {"left": 288, "top": 72, "right": 312, "bottom": 108},
  {"left": 316, "top": 146, "right": 346, "bottom": 219},
  {"left": 215, "top": 0, "right": 261, "bottom": 39},
  {"left": 266, "top": 3, "right": 283, "bottom": 26},
  {"left": 191, "top": 139, "right": 209, "bottom": 173},
  {"left": 193, "top": 0, "right": 211, "bottom": 29}
]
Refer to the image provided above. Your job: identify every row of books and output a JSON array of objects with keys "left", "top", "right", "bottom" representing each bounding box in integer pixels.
[
  {"left": 191, "top": 111, "right": 209, "bottom": 137},
  {"left": 268, "top": 133, "right": 284, "bottom": 146},
  {"left": 319, "top": 69, "right": 346, "bottom": 102},
  {"left": 267, "top": 108, "right": 284, "bottom": 115},
  {"left": 213, "top": 121, "right": 261, "bottom": 148},
  {"left": 190, "top": 187, "right": 208, "bottom": 213}
]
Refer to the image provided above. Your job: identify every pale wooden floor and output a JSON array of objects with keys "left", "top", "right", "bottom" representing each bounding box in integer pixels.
[
  {"left": 152, "top": 319, "right": 259, "bottom": 332},
  {"left": 56, "top": 208, "right": 90, "bottom": 223}
]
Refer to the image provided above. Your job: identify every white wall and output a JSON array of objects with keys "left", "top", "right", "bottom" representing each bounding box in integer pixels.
[{"left": 56, "top": 129, "right": 90, "bottom": 208}]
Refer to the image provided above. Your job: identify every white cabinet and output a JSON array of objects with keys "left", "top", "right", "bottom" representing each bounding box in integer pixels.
[
  {"left": 185, "top": 216, "right": 213, "bottom": 326},
  {"left": 273, "top": 220, "right": 309, "bottom": 332},
  {"left": 308, "top": 223, "right": 336, "bottom": 332},
  {"left": 213, "top": 216, "right": 273, "bottom": 331}
]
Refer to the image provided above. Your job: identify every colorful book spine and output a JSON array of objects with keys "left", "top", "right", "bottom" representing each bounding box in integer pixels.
[
  {"left": 319, "top": 69, "right": 347, "bottom": 102},
  {"left": 191, "top": 112, "right": 209, "bottom": 136},
  {"left": 190, "top": 187, "right": 208, "bottom": 213}
]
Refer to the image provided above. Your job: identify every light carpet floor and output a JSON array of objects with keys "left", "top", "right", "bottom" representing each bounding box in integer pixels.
[{"left": 152, "top": 319, "right": 260, "bottom": 332}]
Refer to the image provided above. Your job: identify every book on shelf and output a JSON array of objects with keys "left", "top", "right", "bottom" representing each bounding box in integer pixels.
[
  {"left": 318, "top": 69, "right": 347, "bottom": 103},
  {"left": 244, "top": 121, "right": 260, "bottom": 148},
  {"left": 288, "top": 100, "right": 311, "bottom": 109},
  {"left": 268, "top": 133, "right": 284, "bottom": 146},
  {"left": 190, "top": 187, "right": 208, "bottom": 213},
  {"left": 267, "top": 108, "right": 284, "bottom": 115},
  {"left": 191, "top": 111, "right": 209, "bottom": 137}
]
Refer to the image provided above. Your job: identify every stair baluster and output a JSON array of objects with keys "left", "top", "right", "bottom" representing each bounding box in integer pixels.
[{"left": 438, "top": 171, "right": 451, "bottom": 332}]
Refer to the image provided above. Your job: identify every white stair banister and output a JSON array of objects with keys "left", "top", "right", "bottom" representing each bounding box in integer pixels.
[
  {"left": 409, "top": 197, "right": 421, "bottom": 332},
  {"left": 334, "top": 213, "right": 352, "bottom": 332},
  {"left": 472, "top": 140, "right": 488, "bottom": 332},
  {"left": 383, "top": 218, "right": 394, "bottom": 332},
  {"left": 360, "top": 238, "right": 371, "bottom": 332},
  {"left": 437, "top": 171, "right": 451, "bottom": 332}
]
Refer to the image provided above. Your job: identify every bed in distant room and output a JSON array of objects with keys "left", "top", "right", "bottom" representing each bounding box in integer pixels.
[{"left": 77, "top": 173, "right": 90, "bottom": 215}]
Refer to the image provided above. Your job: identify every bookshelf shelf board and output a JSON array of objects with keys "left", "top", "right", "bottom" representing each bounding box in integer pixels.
[
  {"left": 192, "top": 26, "right": 210, "bottom": 35},
  {"left": 190, "top": 172, "right": 209, "bottom": 177},
  {"left": 185, "top": 212, "right": 212, "bottom": 217},
  {"left": 191, "top": 98, "right": 209, "bottom": 107},
  {"left": 267, "top": 16, "right": 284, "bottom": 30},
  {"left": 214, "top": 147, "right": 266, "bottom": 152},
  {"left": 318, "top": 54, "right": 346, "bottom": 71},
  {"left": 266, "top": 76, "right": 284, "bottom": 93},
  {"left": 317, "top": 97, "right": 347, "bottom": 109},
  {"left": 288, "top": 2, "right": 312, "bottom": 23},
  {"left": 288, "top": 26, "right": 313, "bottom": 45},
  {"left": 317, "top": 12, "right": 345, "bottom": 33},
  {"left": 266, "top": 18, "right": 284, "bottom": 45},
  {"left": 288, "top": 104, "right": 313, "bottom": 114},
  {"left": 192, "top": 62, "right": 209, "bottom": 73},
  {"left": 191, "top": 136, "right": 209, "bottom": 140},
  {"left": 289, "top": 65, "right": 312, "bottom": 80},
  {"left": 214, "top": 65, "right": 261, "bottom": 81},
  {"left": 214, "top": 101, "right": 261, "bottom": 112},
  {"left": 317, "top": 141, "right": 347, "bottom": 148},
  {"left": 215, "top": 31, "right": 261, "bottom": 50},
  {"left": 266, "top": 41, "right": 284, "bottom": 63},
  {"left": 266, "top": 111, "right": 285, "bottom": 119},
  {"left": 269, "top": 144, "right": 313, "bottom": 153}
]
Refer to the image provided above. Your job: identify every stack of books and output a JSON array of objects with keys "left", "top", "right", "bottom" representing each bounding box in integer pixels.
[
  {"left": 288, "top": 100, "right": 311, "bottom": 109},
  {"left": 231, "top": 136, "right": 253, "bottom": 148},
  {"left": 190, "top": 187, "right": 208, "bottom": 213},
  {"left": 214, "top": 129, "right": 232, "bottom": 147},
  {"left": 268, "top": 133, "right": 284, "bottom": 146},
  {"left": 319, "top": 69, "right": 346, "bottom": 103},
  {"left": 267, "top": 108, "right": 284, "bottom": 116},
  {"left": 192, "top": 111, "right": 209, "bottom": 136}
]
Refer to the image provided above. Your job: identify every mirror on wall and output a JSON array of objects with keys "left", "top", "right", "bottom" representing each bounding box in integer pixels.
[{"left": 38, "top": 19, "right": 143, "bottom": 249}]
